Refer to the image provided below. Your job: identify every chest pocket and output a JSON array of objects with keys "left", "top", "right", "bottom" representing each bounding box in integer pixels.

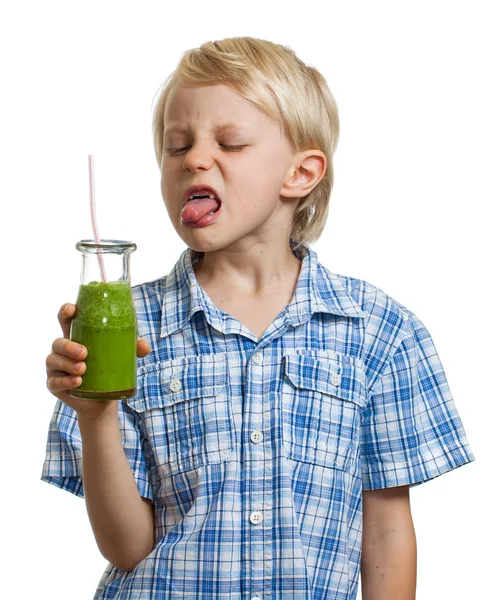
[
  {"left": 126, "top": 353, "right": 234, "bottom": 478},
  {"left": 281, "top": 351, "right": 368, "bottom": 472}
]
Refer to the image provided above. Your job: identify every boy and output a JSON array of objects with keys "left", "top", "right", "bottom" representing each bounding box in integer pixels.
[{"left": 42, "top": 37, "right": 474, "bottom": 599}]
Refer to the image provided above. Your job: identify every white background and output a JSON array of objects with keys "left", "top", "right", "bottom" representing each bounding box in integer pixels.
[{"left": 1, "top": 0, "right": 482, "bottom": 598}]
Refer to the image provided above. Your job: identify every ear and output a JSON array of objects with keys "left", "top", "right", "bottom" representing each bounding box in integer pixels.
[{"left": 280, "top": 150, "right": 327, "bottom": 199}]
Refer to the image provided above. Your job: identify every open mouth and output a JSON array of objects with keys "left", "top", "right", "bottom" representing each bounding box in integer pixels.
[{"left": 181, "top": 192, "right": 221, "bottom": 223}]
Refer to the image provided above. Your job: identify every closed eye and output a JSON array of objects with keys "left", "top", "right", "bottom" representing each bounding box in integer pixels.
[{"left": 167, "top": 144, "right": 245, "bottom": 154}]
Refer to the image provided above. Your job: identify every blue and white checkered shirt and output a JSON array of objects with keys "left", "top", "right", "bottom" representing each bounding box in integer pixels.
[{"left": 42, "top": 238, "right": 475, "bottom": 599}]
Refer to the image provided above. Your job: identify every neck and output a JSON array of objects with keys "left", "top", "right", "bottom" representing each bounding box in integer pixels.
[{"left": 193, "top": 239, "right": 302, "bottom": 297}]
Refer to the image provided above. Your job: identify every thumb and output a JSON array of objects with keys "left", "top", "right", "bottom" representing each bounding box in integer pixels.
[
  {"left": 137, "top": 338, "right": 151, "bottom": 358},
  {"left": 58, "top": 303, "right": 76, "bottom": 339}
]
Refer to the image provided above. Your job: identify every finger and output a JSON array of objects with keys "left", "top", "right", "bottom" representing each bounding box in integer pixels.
[
  {"left": 57, "top": 303, "right": 77, "bottom": 339},
  {"left": 49, "top": 369, "right": 75, "bottom": 378},
  {"left": 46, "top": 353, "right": 86, "bottom": 376},
  {"left": 137, "top": 338, "right": 151, "bottom": 358},
  {"left": 51, "top": 338, "right": 87, "bottom": 361},
  {"left": 47, "top": 374, "right": 82, "bottom": 394}
]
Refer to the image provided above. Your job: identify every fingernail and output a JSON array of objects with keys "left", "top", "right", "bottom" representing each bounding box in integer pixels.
[{"left": 64, "top": 304, "right": 72, "bottom": 314}]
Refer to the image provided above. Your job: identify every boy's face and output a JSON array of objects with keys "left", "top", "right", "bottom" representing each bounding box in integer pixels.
[{"left": 160, "top": 83, "right": 300, "bottom": 253}]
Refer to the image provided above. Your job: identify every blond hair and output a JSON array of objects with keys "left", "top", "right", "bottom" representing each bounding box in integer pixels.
[{"left": 152, "top": 37, "right": 340, "bottom": 251}]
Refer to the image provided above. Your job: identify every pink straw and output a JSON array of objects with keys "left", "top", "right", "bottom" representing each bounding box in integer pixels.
[{"left": 88, "top": 155, "right": 107, "bottom": 283}]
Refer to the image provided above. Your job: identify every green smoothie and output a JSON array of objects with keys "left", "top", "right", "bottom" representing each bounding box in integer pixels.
[{"left": 70, "top": 280, "right": 137, "bottom": 400}]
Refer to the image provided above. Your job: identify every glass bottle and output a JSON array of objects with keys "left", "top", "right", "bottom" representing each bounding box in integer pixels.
[{"left": 69, "top": 239, "right": 137, "bottom": 400}]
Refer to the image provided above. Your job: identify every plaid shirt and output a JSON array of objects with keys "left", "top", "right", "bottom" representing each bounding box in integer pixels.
[{"left": 42, "top": 238, "right": 474, "bottom": 599}]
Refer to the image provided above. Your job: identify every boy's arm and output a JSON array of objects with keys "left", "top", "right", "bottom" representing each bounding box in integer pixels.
[
  {"left": 360, "top": 485, "right": 417, "bottom": 600},
  {"left": 79, "top": 402, "right": 156, "bottom": 572}
]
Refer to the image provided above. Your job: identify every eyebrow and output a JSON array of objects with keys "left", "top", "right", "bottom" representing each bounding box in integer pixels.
[{"left": 164, "top": 122, "right": 249, "bottom": 136}]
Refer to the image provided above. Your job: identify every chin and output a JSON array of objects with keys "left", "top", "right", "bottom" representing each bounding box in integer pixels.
[{"left": 179, "top": 232, "right": 218, "bottom": 254}]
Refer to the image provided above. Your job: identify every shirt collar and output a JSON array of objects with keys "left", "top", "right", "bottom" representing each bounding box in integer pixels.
[{"left": 159, "top": 238, "right": 366, "bottom": 339}]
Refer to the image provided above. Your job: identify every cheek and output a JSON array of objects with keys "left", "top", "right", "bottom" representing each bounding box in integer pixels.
[
  {"left": 235, "top": 154, "right": 285, "bottom": 200},
  {"left": 160, "top": 166, "right": 177, "bottom": 201},
  {"left": 160, "top": 176, "right": 168, "bottom": 198},
  {"left": 233, "top": 155, "right": 271, "bottom": 187}
]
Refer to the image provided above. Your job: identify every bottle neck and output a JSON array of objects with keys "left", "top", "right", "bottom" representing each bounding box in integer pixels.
[{"left": 80, "top": 251, "right": 131, "bottom": 286}]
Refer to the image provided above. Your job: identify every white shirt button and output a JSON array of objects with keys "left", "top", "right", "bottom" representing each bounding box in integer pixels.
[
  {"left": 170, "top": 377, "right": 182, "bottom": 393},
  {"left": 251, "top": 595, "right": 261, "bottom": 600},
  {"left": 250, "top": 511, "right": 263, "bottom": 525},
  {"left": 330, "top": 372, "right": 341, "bottom": 386},
  {"left": 252, "top": 351, "right": 263, "bottom": 364},
  {"left": 250, "top": 429, "right": 263, "bottom": 444}
]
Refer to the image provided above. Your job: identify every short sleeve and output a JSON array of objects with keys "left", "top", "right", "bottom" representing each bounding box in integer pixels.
[
  {"left": 360, "top": 310, "right": 475, "bottom": 490},
  {"left": 41, "top": 398, "right": 154, "bottom": 501}
]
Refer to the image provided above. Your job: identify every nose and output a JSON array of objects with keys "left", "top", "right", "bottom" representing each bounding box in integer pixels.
[{"left": 182, "top": 141, "right": 215, "bottom": 173}]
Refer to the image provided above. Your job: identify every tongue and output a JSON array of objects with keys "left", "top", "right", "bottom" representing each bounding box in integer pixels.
[{"left": 181, "top": 197, "right": 220, "bottom": 223}]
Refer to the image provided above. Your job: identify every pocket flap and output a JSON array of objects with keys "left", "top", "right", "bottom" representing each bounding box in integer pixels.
[
  {"left": 127, "top": 353, "right": 228, "bottom": 412},
  {"left": 283, "top": 352, "right": 367, "bottom": 407}
]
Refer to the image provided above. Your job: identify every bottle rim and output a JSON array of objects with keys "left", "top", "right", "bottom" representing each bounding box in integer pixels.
[{"left": 76, "top": 239, "right": 137, "bottom": 253}]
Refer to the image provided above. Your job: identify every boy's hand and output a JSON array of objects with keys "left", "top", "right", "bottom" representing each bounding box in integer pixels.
[{"left": 46, "top": 303, "right": 151, "bottom": 420}]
